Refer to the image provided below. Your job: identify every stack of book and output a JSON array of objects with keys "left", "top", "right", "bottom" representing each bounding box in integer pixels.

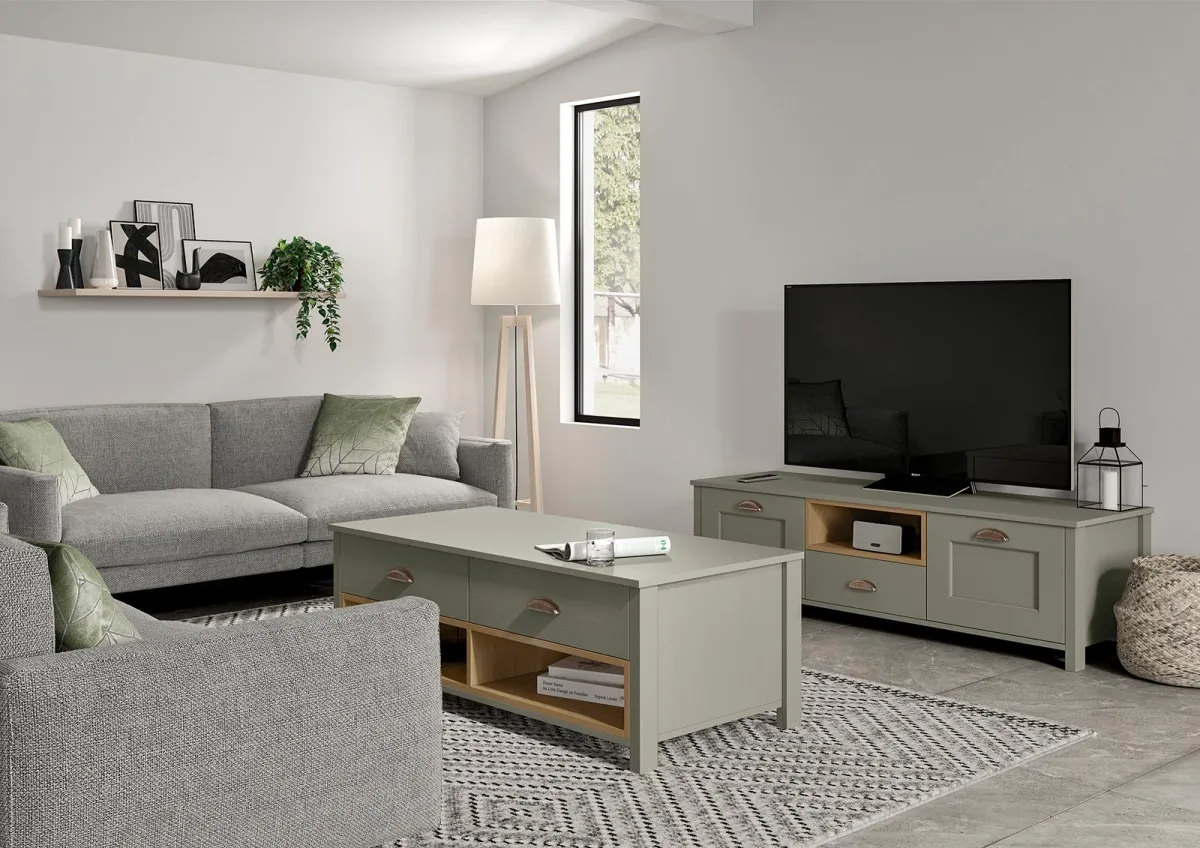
[{"left": 535, "top": 656, "right": 625, "bottom": 707}]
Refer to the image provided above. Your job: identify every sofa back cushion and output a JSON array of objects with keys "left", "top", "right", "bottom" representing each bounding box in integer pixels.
[
  {"left": 0, "top": 404, "right": 211, "bottom": 493},
  {"left": 209, "top": 396, "right": 323, "bottom": 488}
]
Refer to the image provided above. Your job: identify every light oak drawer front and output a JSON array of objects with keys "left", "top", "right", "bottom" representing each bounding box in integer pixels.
[
  {"left": 804, "top": 550, "right": 927, "bottom": 620},
  {"left": 469, "top": 559, "right": 631, "bottom": 659},
  {"left": 926, "top": 515, "right": 1065, "bottom": 643},
  {"left": 698, "top": 489, "right": 805, "bottom": 550},
  {"left": 337, "top": 535, "right": 468, "bottom": 619}
]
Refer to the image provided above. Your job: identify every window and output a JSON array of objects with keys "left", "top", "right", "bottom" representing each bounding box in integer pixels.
[{"left": 574, "top": 96, "right": 641, "bottom": 426}]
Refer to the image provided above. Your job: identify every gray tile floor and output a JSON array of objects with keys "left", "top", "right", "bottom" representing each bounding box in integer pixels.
[{"left": 805, "top": 609, "right": 1200, "bottom": 847}]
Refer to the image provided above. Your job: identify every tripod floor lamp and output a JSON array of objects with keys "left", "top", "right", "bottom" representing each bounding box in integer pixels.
[{"left": 471, "top": 217, "right": 560, "bottom": 512}]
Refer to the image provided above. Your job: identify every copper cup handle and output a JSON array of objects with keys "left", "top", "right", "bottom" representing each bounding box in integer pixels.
[
  {"left": 526, "top": 597, "right": 561, "bottom": 616},
  {"left": 736, "top": 499, "right": 764, "bottom": 512},
  {"left": 847, "top": 579, "right": 878, "bottom": 592},
  {"left": 386, "top": 568, "right": 415, "bottom": 584},
  {"left": 972, "top": 528, "right": 1010, "bottom": 543}
]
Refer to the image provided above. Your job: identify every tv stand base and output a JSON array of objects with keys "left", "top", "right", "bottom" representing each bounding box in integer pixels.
[{"left": 864, "top": 475, "right": 971, "bottom": 498}]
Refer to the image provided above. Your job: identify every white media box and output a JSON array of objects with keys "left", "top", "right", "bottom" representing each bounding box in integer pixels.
[{"left": 852, "top": 520, "right": 904, "bottom": 555}]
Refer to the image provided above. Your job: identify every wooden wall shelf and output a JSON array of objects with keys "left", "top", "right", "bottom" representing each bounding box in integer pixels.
[{"left": 38, "top": 289, "right": 340, "bottom": 300}]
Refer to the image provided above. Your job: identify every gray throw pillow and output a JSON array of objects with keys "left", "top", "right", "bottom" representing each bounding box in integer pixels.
[{"left": 397, "top": 411, "right": 465, "bottom": 480}]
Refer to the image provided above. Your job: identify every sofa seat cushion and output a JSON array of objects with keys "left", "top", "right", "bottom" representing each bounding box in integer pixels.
[
  {"left": 60, "top": 489, "right": 308, "bottom": 569},
  {"left": 239, "top": 474, "right": 497, "bottom": 541}
]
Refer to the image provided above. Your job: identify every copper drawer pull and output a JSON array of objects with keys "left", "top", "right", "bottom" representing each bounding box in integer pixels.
[
  {"left": 736, "top": 499, "right": 764, "bottom": 512},
  {"left": 848, "top": 579, "right": 878, "bottom": 592},
  {"left": 386, "top": 568, "right": 414, "bottom": 584},
  {"left": 972, "top": 528, "right": 1010, "bottom": 543},
  {"left": 526, "top": 597, "right": 561, "bottom": 616}
]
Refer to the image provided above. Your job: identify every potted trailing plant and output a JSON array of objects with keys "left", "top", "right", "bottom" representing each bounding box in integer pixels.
[{"left": 258, "top": 237, "right": 344, "bottom": 351}]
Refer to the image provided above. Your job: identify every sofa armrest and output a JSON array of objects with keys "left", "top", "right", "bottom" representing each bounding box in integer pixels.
[
  {"left": 0, "top": 467, "right": 61, "bottom": 542},
  {"left": 0, "top": 597, "right": 443, "bottom": 848},
  {"left": 458, "top": 436, "right": 515, "bottom": 509},
  {"left": 0, "top": 535, "right": 55, "bottom": 661}
]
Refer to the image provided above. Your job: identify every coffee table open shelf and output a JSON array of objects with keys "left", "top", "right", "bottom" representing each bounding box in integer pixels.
[{"left": 341, "top": 593, "right": 629, "bottom": 738}]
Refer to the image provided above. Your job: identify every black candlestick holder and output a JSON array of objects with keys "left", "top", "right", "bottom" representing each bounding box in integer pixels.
[
  {"left": 70, "top": 237, "right": 84, "bottom": 288},
  {"left": 56, "top": 248, "right": 74, "bottom": 289}
]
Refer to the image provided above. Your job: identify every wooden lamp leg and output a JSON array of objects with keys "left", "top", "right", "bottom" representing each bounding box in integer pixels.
[
  {"left": 519, "top": 314, "right": 543, "bottom": 513},
  {"left": 491, "top": 314, "right": 543, "bottom": 513}
]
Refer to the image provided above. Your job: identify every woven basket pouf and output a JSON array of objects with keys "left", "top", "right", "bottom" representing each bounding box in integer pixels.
[{"left": 1115, "top": 555, "right": 1200, "bottom": 687}]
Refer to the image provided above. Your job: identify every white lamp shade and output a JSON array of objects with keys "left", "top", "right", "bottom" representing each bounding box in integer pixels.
[{"left": 471, "top": 217, "right": 560, "bottom": 306}]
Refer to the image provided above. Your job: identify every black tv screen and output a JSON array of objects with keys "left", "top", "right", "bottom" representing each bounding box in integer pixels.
[{"left": 784, "top": 280, "right": 1072, "bottom": 490}]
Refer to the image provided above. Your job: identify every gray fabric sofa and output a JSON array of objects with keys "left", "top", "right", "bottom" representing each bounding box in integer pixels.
[
  {"left": 0, "top": 524, "right": 442, "bottom": 847},
  {"left": 0, "top": 396, "right": 514, "bottom": 592}
]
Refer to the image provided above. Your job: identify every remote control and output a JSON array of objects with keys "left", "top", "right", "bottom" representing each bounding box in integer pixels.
[{"left": 736, "top": 473, "right": 780, "bottom": 483}]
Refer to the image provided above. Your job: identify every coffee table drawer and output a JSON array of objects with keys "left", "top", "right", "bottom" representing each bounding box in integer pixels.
[
  {"left": 804, "top": 550, "right": 927, "bottom": 620},
  {"left": 337, "top": 535, "right": 468, "bottom": 620},
  {"left": 469, "top": 559, "right": 631, "bottom": 659}
]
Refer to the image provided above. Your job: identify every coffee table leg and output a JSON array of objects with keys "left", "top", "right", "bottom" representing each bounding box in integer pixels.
[
  {"left": 776, "top": 558, "right": 803, "bottom": 731},
  {"left": 629, "top": 585, "right": 659, "bottom": 773}
]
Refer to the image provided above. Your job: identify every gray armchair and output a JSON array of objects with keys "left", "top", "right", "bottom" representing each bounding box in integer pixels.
[{"left": 0, "top": 520, "right": 443, "bottom": 848}]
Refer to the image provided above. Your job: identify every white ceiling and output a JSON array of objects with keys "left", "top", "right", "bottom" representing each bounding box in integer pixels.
[{"left": 0, "top": 1, "right": 659, "bottom": 96}]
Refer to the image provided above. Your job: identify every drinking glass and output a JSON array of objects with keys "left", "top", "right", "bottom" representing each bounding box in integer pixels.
[{"left": 586, "top": 528, "right": 616, "bottom": 566}]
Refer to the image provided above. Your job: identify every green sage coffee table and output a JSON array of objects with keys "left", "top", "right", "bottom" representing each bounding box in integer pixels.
[{"left": 331, "top": 506, "right": 802, "bottom": 773}]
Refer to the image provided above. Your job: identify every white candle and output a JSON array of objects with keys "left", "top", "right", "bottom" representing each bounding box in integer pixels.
[
  {"left": 1100, "top": 466, "right": 1121, "bottom": 510},
  {"left": 58, "top": 222, "right": 72, "bottom": 250},
  {"left": 69, "top": 217, "right": 82, "bottom": 241}
]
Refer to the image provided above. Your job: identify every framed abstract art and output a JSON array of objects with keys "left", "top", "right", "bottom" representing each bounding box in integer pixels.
[
  {"left": 109, "top": 221, "right": 163, "bottom": 289},
  {"left": 182, "top": 239, "right": 257, "bottom": 291},
  {"left": 134, "top": 200, "right": 195, "bottom": 288}
]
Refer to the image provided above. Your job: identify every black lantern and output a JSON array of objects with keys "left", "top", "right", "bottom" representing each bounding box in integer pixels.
[{"left": 1077, "top": 408, "right": 1143, "bottom": 511}]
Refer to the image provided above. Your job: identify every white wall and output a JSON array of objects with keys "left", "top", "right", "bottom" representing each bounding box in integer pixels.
[
  {"left": 484, "top": 1, "right": 1200, "bottom": 551},
  {"left": 0, "top": 35, "right": 487, "bottom": 427}
]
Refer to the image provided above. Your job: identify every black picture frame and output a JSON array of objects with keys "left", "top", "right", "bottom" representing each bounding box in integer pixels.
[
  {"left": 108, "top": 220, "right": 164, "bottom": 289},
  {"left": 134, "top": 200, "right": 196, "bottom": 288},
  {"left": 182, "top": 239, "right": 257, "bottom": 291}
]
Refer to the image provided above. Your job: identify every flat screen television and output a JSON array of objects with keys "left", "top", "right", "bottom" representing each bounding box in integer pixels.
[{"left": 784, "top": 280, "right": 1072, "bottom": 494}]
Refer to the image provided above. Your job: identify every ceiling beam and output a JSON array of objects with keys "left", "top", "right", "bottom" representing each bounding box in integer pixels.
[{"left": 555, "top": 0, "right": 752, "bottom": 34}]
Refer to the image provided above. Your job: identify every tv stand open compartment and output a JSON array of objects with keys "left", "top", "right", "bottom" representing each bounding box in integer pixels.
[{"left": 804, "top": 498, "right": 927, "bottom": 566}]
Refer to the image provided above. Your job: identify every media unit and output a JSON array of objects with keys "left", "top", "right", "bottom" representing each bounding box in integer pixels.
[{"left": 693, "top": 472, "right": 1151, "bottom": 671}]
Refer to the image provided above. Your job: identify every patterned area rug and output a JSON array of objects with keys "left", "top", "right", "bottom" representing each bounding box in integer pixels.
[{"left": 188, "top": 599, "right": 1092, "bottom": 847}]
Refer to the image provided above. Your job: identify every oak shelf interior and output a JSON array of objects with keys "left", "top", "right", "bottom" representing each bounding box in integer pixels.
[
  {"left": 805, "top": 498, "right": 928, "bottom": 566},
  {"left": 341, "top": 593, "right": 628, "bottom": 738}
]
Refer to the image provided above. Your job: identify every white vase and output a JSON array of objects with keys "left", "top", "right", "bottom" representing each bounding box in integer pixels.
[{"left": 88, "top": 228, "right": 118, "bottom": 288}]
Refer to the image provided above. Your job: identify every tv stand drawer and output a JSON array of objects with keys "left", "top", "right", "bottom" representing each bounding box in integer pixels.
[{"left": 804, "top": 550, "right": 926, "bottom": 620}]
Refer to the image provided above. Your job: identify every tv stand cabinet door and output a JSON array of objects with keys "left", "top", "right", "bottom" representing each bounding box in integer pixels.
[
  {"left": 926, "top": 515, "right": 1066, "bottom": 644},
  {"left": 696, "top": 489, "right": 804, "bottom": 550}
]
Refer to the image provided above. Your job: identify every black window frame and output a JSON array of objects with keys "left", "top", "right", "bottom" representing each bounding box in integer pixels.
[{"left": 573, "top": 95, "right": 642, "bottom": 427}]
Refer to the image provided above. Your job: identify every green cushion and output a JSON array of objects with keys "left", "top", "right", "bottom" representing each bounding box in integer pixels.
[
  {"left": 21, "top": 540, "right": 140, "bottom": 652},
  {"left": 0, "top": 418, "right": 99, "bottom": 505},
  {"left": 301, "top": 394, "right": 422, "bottom": 478}
]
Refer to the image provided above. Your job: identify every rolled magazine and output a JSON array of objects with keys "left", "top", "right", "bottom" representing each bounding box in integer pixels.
[{"left": 535, "top": 536, "right": 671, "bottom": 562}]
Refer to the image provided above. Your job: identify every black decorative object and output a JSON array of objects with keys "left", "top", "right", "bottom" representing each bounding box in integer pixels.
[
  {"left": 1077, "top": 407, "right": 1143, "bottom": 512},
  {"left": 70, "top": 237, "right": 84, "bottom": 289},
  {"left": 175, "top": 270, "right": 202, "bottom": 290},
  {"left": 109, "top": 220, "right": 164, "bottom": 289},
  {"left": 56, "top": 248, "right": 74, "bottom": 290},
  {"left": 181, "top": 239, "right": 256, "bottom": 291}
]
